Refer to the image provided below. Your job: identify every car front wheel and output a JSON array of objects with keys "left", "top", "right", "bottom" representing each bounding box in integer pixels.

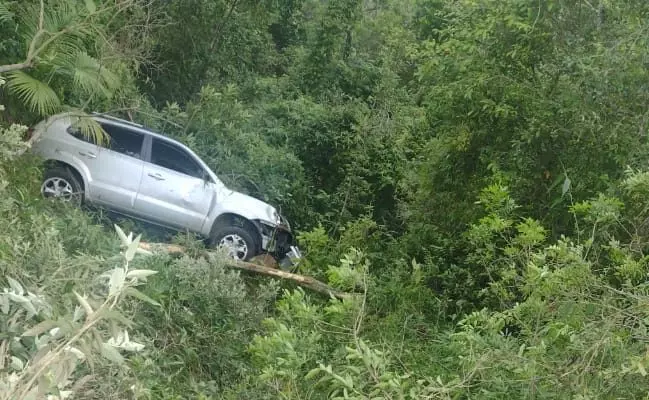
[{"left": 209, "top": 225, "right": 260, "bottom": 262}]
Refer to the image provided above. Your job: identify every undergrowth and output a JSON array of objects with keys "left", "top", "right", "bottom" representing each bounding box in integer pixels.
[{"left": 5, "top": 140, "right": 649, "bottom": 398}]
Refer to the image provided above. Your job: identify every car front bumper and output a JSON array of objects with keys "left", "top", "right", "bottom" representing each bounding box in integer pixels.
[
  {"left": 257, "top": 221, "right": 302, "bottom": 269},
  {"left": 278, "top": 245, "right": 302, "bottom": 270}
]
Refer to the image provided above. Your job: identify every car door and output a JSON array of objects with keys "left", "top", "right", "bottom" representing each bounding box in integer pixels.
[
  {"left": 68, "top": 122, "right": 145, "bottom": 211},
  {"left": 133, "top": 137, "right": 216, "bottom": 232}
]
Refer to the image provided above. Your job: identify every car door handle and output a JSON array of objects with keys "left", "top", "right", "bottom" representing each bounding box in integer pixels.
[
  {"left": 78, "top": 151, "right": 96, "bottom": 159},
  {"left": 147, "top": 172, "right": 165, "bottom": 181}
]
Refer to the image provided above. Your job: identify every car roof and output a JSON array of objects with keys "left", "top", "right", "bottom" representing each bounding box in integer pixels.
[{"left": 91, "top": 112, "right": 187, "bottom": 148}]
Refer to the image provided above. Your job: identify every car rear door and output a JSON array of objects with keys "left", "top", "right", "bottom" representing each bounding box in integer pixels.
[
  {"left": 133, "top": 136, "right": 216, "bottom": 232},
  {"left": 68, "top": 122, "right": 145, "bottom": 211}
]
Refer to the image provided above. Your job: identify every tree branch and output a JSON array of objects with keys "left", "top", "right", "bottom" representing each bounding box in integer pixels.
[
  {"left": 208, "top": 0, "right": 240, "bottom": 53},
  {"left": 0, "top": 62, "right": 32, "bottom": 74},
  {"left": 0, "top": 0, "right": 118, "bottom": 75},
  {"left": 0, "top": 0, "right": 45, "bottom": 74},
  {"left": 138, "top": 242, "right": 354, "bottom": 300}
]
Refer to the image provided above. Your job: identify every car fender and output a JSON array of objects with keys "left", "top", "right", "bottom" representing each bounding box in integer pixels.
[
  {"left": 202, "top": 189, "right": 279, "bottom": 237},
  {"left": 32, "top": 115, "right": 95, "bottom": 197},
  {"left": 50, "top": 150, "right": 94, "bottom": 192}
]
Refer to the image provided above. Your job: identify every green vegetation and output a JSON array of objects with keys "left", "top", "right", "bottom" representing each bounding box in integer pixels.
[{"left": 3, "top": 0, "right": 649, "bottom": 398}]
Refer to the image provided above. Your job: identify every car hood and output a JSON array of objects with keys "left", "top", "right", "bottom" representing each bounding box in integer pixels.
[{"left": 219, "top": 189, "right": 280, "bottom": 225}]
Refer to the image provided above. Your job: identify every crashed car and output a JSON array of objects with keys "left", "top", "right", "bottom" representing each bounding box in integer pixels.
[{"left": 29, "top": 112, "right": 301, "bottom": 266}]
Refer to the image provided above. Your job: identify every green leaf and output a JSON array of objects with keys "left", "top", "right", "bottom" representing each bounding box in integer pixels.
[
  {"left": 547, "top": 174, "right": 565, "bottom": 194},
  {"left": 562, "top": 177, "right": 571, "bottom": 196},
  {"left": 10, "top": 356, "right": 24, "bottom": 370},
  {"left": 0, "top": 2, "right": 12, "bottom": 23},
  {"left": 114, "top": 225, "right": 129, "bottom": 246},
  {"left": 124, "top": 287, "right": 160, "bottom": 307},
  {"left": 0, "top": 295, "right": 9, "bottom": 314},
  {"left": 6, "top": 71, "right": 60, "bottom": 116},
  {"left": 74, "top": 291, "right": 93, "bottom": 318},
  {"left": 84, "top": 0, "right": 97, "bottom": 14},
  {"left": 99, "top": 309, "right": 134, "bottom": 327},
  {"left": 100, "top": 342, "right": 125, "bottom": 364},
  {"left": 22, "top": 319, "right": 57, "bottom": 337},
  {"left": 20, "top": 299, "right": 38, "bottom": 316},
  {"left": 68, "top": 51, "right": 120, "bottom": 98},
  {"left": 126, "top": 269, "right": 158, "bottom": 280},
  {"left": 549, "top": 197, "right": 564, "bottom": 209},
  {"left": 71, "top": 115, "right": 108, "bottom": 146},
  {"left": 108, "top": 267, "right": 126, "bottom": 296},
  {"left": 124, "top": 234, "right": 142, "bottom": 262},
  {"left": 6, "top": 276, "right": 23, "bottom": 295},
  {"left": 7, "top": 292, "right": 29, "bottom": 303},
  {"left": 305, "top": 367, "right": 322, "bottom": 380}
]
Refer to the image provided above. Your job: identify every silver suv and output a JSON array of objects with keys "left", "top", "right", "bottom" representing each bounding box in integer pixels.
[{"left": 30, "top": 112, "right": 301, "bottom": 265}]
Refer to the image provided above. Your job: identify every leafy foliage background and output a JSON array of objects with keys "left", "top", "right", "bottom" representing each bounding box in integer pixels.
[{"left": 3, "top": 0, "right": 649, "bottom": 398}]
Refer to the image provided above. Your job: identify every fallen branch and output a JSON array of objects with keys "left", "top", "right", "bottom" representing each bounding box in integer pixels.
[{"left": 138, "top": 242, "right": 353, "bottom": 300}]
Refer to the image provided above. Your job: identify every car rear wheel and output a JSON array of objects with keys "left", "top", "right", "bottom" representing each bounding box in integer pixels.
[
  {"left": 209, "top": 225, "right": 260, "bottom": 262},
  {"left": 41, "top": 167, "right": 83, "bottom": 205}
]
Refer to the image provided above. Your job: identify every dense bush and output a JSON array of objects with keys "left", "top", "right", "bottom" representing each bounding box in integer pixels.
[{"left": 129, "top": 252, "right": 280, "bottom": 398}]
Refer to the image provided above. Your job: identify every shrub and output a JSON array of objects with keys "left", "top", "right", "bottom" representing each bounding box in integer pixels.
[
  {"left": 127, "top": 251, "right": 280, "bottom": 398},
  {"left": 0, "top": 225, "right": 156, "bottom": 400}
]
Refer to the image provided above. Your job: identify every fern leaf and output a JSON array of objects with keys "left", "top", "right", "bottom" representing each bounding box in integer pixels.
[{"left": 6, "top": 70, "right": 60, "bottom": 116}]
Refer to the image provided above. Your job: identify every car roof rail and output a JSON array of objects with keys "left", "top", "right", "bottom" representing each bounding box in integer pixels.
[{"left": 91, "top": 111, "right": 144, "bottom": 128}]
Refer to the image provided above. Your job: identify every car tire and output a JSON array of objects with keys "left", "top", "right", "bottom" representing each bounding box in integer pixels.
[
  {"left": 209, "top": 225, "right": 260, "bottom": 262},
  {"left": 41, "top": 167, "right": 83, "bottom": 205}
]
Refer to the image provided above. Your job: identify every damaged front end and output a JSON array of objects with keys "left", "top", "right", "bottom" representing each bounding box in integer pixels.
[{"left": 256, "top": 217, "right": 302, "bottom": 270}]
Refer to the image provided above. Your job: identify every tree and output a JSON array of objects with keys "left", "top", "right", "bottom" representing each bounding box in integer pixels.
[
  {"left": 138, "top": 0, "right": 286, "bottom": 106},
  {"left": 401, "top": 0, "right": 649, "bottom": 249},
  {"left": 0, "top": 0, "right": 152, "bottom": 119}
]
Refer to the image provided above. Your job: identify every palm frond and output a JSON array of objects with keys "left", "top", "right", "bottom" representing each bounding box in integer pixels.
[
  {"left": 44, "top": 1, "right": 100, "bottom": 38},
  {"left": 40, "top": 36, "right": 83, "bottom": 74},
  {"left": 44, "top": 38, "right": 80, "bottom": 65},
  {"left": 72, "top": 52, "right": 121, "bottom": 98},
  {"left": 48, "top": 50, "right": 121, "bottom": 100},
  {"left": 17, "top": 1, "right": 95, "bottom": 57},
  {"left": 15, "top": 3, "right": 40, "bottom": 44},
  {"left": 43, "top": 1, "right": 79, "bottom": 34},
  {"left": 69, "top": 113, "right": 108, "bottom": 146},
  {"left": 0, "top": 2, "right": 13, "bottom": 24},
  {"left": 6, "top": 70, "right": 60, "bottom": 116}
]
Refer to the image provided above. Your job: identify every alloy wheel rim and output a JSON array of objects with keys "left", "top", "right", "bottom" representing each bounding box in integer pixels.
[
  {"left": 41, "top": 177, "right": 76, "bottom": 201},
  {"left": 218, "top": 234, "right": 249, "bottom": 260}
]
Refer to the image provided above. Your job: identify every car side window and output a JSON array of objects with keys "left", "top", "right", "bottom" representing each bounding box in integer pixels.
[
  {"left": 67, "top": 122, "right": 144, "bottom": 159},
  {"left": 104, "top": 125, "right": 145, "bottom": 158},
  {"left": 150, "top": 138, "right": 206, "bottom": 180}
]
